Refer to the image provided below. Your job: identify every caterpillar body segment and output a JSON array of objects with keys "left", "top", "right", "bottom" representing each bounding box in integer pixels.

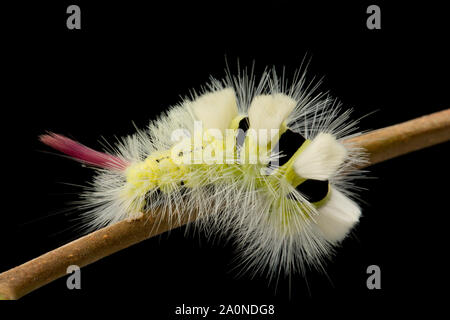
[{"left": 40, "top": 69, "right": 366, "bottom": 278}]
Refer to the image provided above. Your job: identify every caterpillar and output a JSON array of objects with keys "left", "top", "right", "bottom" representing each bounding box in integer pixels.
[{"left": 40, "top": 66, "right": 366, "bottom": 279}]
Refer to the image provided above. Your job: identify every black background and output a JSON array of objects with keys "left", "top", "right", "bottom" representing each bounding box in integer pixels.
[{"left": 2, "top": 0, "right": 449, "bottom": 316}]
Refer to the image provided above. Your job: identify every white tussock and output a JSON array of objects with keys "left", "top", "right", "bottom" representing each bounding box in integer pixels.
[
  {"left": 314, "top": 188, "right": 361, "bottom": 243},
  {"left": 248, "top": 93, "right": 296, "bottom": 146},
  {"left": 188, "top": 88, "right": 238, "bottom": 134},
  {"left": 293, "top": 132, "right": 347, "bottom": 180}
]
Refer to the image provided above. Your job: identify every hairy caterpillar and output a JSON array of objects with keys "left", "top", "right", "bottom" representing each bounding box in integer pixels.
[{"left": 40, "top": 66, "right": 366, "bottom": 279}]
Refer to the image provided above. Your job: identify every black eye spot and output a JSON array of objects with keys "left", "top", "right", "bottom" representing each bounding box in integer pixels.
[{"left": 271, "top": 129, "right": 306, "bottom": 167}]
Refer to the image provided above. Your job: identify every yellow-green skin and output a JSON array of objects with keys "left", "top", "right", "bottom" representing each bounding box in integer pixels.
[{"left": 123, "top": 116, "right": 330, "bottom": 215}]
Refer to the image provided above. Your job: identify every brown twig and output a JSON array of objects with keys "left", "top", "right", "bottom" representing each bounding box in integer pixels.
[
  {"left": 0, "top": 212, "right": 196, "bottom": 300},
  {"left": 347, "top": 109, "right": 450, "bottom": 167},
  {"left": 1, "top": 109, "right": 449, "bottom": 300}
]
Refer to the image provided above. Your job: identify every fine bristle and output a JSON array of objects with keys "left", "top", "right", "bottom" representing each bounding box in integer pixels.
[
  {"left": 313, "top": 187, "right": 361, "bottom": 243},
  {"left": 248, "top": 93, "right": 296, "bottom": 145},
  {"left": 188, "top": 88, "right": 238, "bottom": 134},
  {"left": 293, "top": 132, "right": 347, "bottom": 180}
]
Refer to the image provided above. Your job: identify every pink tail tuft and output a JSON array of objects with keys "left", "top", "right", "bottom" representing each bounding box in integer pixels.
[{"left": 39, "top": 133, "right": 129, "bottom": 171}]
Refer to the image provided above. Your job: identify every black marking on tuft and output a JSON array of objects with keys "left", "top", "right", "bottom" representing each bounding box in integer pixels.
[
  {"left": 290, "top": 179, "right": 329, "bottom": 203},
  {"left": 271, "top": 129, "right": 306, "bottom": 167},
  {"left": 238, "top": 116, "right": 250, "bottom": 132},
  {"left": 236, "top": 117, "right": 249, "bottom": 149}
]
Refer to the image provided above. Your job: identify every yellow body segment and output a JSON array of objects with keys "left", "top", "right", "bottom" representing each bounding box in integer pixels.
[{"left": 123, "top": 115, "right": 331, "bottom": 215}]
